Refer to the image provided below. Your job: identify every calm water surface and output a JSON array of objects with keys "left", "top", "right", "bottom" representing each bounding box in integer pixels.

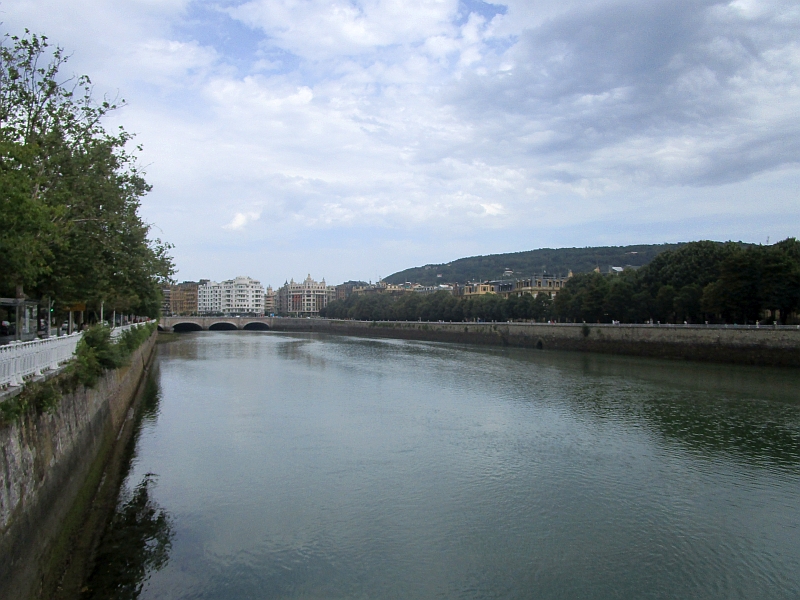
[{"left": 84, "top": 332, "right": 800, "bottom": 599}]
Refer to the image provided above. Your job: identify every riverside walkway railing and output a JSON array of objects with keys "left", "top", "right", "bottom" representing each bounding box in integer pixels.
[
  {"left": 363, "top": 319, "right": 800, "bottom": 331},
  {"left": 0, "top": 333, "right": 83, "bottom": 390},
  {"left": 109, "top": 320, "right": 155, "bottom": 340},
  {"left": 1, "top": 320, "right": 156, "bottom": 391}
]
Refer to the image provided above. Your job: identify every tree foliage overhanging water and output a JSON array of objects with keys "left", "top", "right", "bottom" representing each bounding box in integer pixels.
[
  {"left": 321, "top": 240, "right": 800, "bottom": 324},
  {"left": 0, "top": 31, "right": 174, "bottom": 317}
]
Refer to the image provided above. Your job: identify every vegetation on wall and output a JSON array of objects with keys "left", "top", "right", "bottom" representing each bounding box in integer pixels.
[
  {"left": 0, "top": 322, "right": 156, "bottom": 425},
  {"left": 0, "top": 31, "right": 173, "bottom": 318}
]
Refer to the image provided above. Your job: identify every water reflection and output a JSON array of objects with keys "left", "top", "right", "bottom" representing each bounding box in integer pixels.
[
  {"left": 280, "top": 334, "right": 800, "bottom": 469},
  {"left": 81, "top": 475, "right": 173, "bottom": 600},
  {"left": 80, "top": 366, "right": 174, "bottom": 600},
  {"left": 518, "top": 350, "right": 800, "bottom": 470},
  {"left": 101, "top": 333, "right": 800, "bottom": 599}
]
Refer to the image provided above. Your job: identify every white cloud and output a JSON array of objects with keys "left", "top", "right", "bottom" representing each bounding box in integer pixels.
[
  {"left": 228, "top": 0, "right": 459, "bottom": 58},
  {"left": 223, "top": 211, "right": 262, "bottom": 231},
  {"left": 3, "top": 0, "right": 798, "bottom": 284}
]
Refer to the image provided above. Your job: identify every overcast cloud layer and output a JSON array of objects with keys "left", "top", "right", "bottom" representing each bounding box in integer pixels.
[{"left": 2, "top": 0, "right": 798, "bottom": 285}]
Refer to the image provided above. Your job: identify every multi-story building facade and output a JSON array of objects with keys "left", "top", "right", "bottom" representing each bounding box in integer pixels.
[
  {"left": 223, "top": 276, "right": 265, "bottom": 315},
  {"left": 457, "top": 273, "right": 573, "bottom": 299},
  {"left": 198, "top": 276, "right": 265, "bottom": 315},
  {"left": 277, "top": 275, "right": 335, "bottom": 316},
  {"left": 413, "top": 284, "right": 454, "bottom": 295},
  {"left": 508, "top": 273, "right": 572, "bottom": 298},
  {"left": 352, "top": 281, "right": 417, "bottom": 296},
  {"left": 160, "top": 287, "right": 172, "bottom": 316},
  {"left": 198, "top": 280, "right": 223, "bottom": 314},
  {"left": 169, "top": 281, "right": 199, "bottom": 315},
  {"left": 264, "top": 286, "right": 276, "bottom": 315},
  {"left": 460, "top": 283, "right": 497, "bottom": 297},
  {"left": 335, "top": 281, "right": 367, "bottom": 301}
]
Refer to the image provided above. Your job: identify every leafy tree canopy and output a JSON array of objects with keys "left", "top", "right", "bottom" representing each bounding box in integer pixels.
[{"left": 0, "top": 31, "right": 173, "bottom": 317}]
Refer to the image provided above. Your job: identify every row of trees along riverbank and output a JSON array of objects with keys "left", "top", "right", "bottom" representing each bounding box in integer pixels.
[
  {"left": 0, "top": 31, "right": 173, "bottom": 322},
  {"left": 321, "top": 240, "right": 800, "bottom": 325}
]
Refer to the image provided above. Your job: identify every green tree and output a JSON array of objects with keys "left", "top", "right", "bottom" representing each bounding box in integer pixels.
[
  {"left": 638, "top": 241, "right": 742, "bottom": 296},
  {"left": 654, "top": 285, "right": 677, "bottom": 323},
  {"left": 0, "top": 141, "right": 57, "bottom": 293},
  {"left": 760, "top": 240, "right": 800, "bottom": 323},
  {"left": 0, "top": 31, "right": 173, "bottom": 314},
  {"left": 530, "top": 292, "right": 552, "bottom": 321},
  {"left": 673, "top": 284, "right": 703, "bottom": 323}
]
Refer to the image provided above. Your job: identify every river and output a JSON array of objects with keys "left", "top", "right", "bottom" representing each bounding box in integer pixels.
[{"left": 81, "top": 331, "right": 800, "bottom": 599}]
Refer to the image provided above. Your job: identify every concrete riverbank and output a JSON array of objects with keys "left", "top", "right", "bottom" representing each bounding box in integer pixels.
[
  {"left": 265, "top": 319, "right": 800, "bottom": 367},
  {"left": 0, "top": 331, "right": 158, "bottom": 600}
]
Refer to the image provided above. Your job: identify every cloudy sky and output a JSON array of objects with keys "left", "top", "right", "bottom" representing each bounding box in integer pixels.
[{"left": 2, "top": 0, "right": 798, "bottom": 286}]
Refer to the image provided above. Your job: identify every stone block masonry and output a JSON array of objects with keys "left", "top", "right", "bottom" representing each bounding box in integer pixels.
[
  {"left": 0, "top": 331, "right": 158, "bottom": 600},
  {"left": 266, "top": 319, "right": 800, "bottom": 367}
]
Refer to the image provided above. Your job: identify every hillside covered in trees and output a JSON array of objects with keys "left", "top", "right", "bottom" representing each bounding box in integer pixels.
[
  {"left": 323, "top": 240, "right": 800, "bottom": 325},
  {"left": 0, "top": 32, "right": 173, "bottom": 320},
  {"left": 384, "top": 243, "right": 684, "bottom": 285}
]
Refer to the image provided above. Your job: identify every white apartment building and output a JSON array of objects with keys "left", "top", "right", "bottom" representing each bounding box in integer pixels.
[
  {"left": 198, "top": 276, "right": 265, "bottom": 315},
  {"left": 198, "top": 281, "right": 222, "bottom": 314},
  {"left": 277, "top": 275, "right": 335, "bottom": 316}
]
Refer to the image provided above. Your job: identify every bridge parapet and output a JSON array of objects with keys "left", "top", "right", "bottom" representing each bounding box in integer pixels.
[{"left": 160, "top": 316, "right": 274, "bottom": 332}]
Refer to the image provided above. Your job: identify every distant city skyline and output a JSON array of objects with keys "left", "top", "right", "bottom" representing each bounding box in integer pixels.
[{"left": 4, "top": 0, "right": 798, "bottom": 285}]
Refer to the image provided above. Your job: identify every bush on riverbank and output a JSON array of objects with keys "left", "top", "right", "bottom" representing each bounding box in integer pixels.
[{"left": 0, "top": 323, "right": 156, "bottom": 425}]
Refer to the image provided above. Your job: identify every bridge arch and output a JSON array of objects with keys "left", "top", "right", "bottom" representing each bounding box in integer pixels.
[
  {"left": 209, "top": 321, "right": 238, "bottom": 331},
  {"left": 173, "top": 322, "right": 203, "bottom": 332},
  {"left": 243, "top": 322, "right": 270, "bottom": 331}
]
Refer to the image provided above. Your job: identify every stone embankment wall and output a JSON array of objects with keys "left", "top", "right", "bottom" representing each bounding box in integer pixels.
[
  {"left": 268, "top": 319, "right": 800, "bottom": 366},
  {"left": 0, "top": 331, "right": 158, "bottom": 600}
]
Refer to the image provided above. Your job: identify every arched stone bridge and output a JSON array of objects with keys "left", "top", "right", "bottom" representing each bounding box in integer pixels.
[{"left": 159, "top": 316, "right": 277, "bottom": 332}]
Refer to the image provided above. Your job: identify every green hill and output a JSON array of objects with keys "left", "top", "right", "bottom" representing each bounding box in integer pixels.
[{"left": 384, "top": 243, "right": 685, "bottom": 285}]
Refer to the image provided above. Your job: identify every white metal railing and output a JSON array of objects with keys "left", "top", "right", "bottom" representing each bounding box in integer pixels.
[
  {"left": 1, "top": 320, "right": 156, "bottom": 391},
  {"left": 110, "top": 320, "right": 156, "bottom": 341},
  {"left": 353, "top": 319, "right": 800, "bottom": 331},
  {"left": 0, "top": 332, "right": 83, "bottom": 389}
]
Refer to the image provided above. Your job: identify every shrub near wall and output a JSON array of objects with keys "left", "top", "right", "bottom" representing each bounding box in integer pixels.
[
  {"left": 0, "top": 325, "right": 158, "bottom": 600},
  {"left": 0, "top": 323, "right": 157, "bottom": 426}
]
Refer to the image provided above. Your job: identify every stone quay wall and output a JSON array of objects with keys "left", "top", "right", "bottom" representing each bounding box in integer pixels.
[
  {"left": 0, "top": 331, "right": 158, "bottom": 600},
  {"left": 268, "top": 319, "right": 800, "bottom": 367}
]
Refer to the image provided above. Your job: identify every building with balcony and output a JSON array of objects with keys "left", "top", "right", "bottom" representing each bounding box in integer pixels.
[
  {"left": 199, "top": 276, "right": 265, "bottom": 315},
  {"left": 506, "top": 273, "right": 573, "bottom": 298},
  {"left": 160, "top": 287, "right": 172, "bottom": 316},
  {"left": 458, "top": 273, "right": 573, "bottom": 299},
  {"left": 277, "top": 275, "right": 335, "bottom": 316},
  {"left": 264, "top": 286, "right": 276, "bottom": 315},
  {"left": 169, "top": 281, "right": 199, "bottom": 315},
  {"left": 198, "top": 280, "right": 222, "bottom": 314}
]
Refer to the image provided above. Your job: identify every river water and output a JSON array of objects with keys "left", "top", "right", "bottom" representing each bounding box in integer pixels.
[{"left": 82, "top": 332, "right": 800, "bottom": 599}]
